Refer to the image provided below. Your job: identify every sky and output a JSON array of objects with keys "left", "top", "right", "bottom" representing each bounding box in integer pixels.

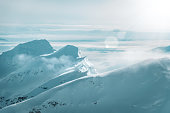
[
  {"left": 1, "top": 0, "right": 170, "bottom": 74},
  {"left": 0, "top": 0, "right": 170, "bottom": 32},
  {"left": 1, "top": 0, "right": 170, "bottom": 72}
]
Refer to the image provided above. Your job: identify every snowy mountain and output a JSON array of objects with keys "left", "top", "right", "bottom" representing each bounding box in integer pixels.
[
  {"left": 1, "top": 59, "right": 170, "bottom": 113},
  {"left": 1, "top": 39, "right": 170, "bottom": 113},
  {"left": 153, "top": 45, "right": 170, "bottom": 53},
  {"left": 0, "top": 39, "right": 95, "bottom": 110},
  {"left": 1, "top": 57, "right": 170, "bottom": 113},
  {"left": 0, "top": 39, "right": 55, "bottom": 78},
  {"left": 0, "top": 38, "right": 8, "bottom": 42}
]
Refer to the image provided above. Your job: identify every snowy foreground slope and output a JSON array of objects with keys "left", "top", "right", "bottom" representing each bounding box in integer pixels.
[
  {"left": 1, "top": 40, "right": 170, "bottom": 113},
  {"left": 1, "top": 57, "right": 170, "bottom": 113},
  {"left": 0, "top": 39, "right": 95, "bottom": 110}
]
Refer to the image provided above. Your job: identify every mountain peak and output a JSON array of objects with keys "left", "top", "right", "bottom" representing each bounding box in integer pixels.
[
  {"left": 46, "top": 45, "right": 79, "bottom": 59},
  {"left": 0, "top": 39, "right": 55, "bottom": 78},
  {"left": 2, "top": 39, "right": 54, "bottom": 57}
]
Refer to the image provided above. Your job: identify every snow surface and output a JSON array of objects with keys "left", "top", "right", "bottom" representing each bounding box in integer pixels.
[
  {"left": 1, "top": 40, "right": 170, "bottom": 113},
  {"left": 0, "top": 39, "right": 55, "bottom": 78},
  {"left": 0, "top": 39, "right": 95, "bottom": 110},
  {"left": 1, "top": 58, "right": 170, "bottom": 113}
]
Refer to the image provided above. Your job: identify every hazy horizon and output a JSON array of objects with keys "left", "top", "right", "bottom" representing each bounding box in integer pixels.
[{"left": 1, "top": 0, "right": 170, "bottom": 32}]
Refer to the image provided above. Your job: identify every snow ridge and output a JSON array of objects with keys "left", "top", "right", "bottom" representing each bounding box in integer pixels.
[{"left": 0, "top": 39, "right": 95, "bottom": 110}]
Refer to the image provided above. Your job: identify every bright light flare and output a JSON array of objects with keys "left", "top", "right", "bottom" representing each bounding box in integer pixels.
[
  {"left": 105, "top": 37, "right": 119, "bottom": 48},
  {"left": 138, "top": 0, "right": 170, "bottom": 31}
]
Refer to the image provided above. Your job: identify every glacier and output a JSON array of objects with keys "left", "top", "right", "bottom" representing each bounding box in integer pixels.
[{"left": 0, "top": 40, "right": 170, "bottom": 113}]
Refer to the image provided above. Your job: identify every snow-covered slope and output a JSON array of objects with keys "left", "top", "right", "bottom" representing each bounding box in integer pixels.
[
  {"left": 1, "top": 39, "right": 170, "bottom": 113},
  {"left": 1, "top": 58, "right": 170, "bottom": 113},
  {"left": 0, "top": 39, "right": 95, "bottom": 110}
]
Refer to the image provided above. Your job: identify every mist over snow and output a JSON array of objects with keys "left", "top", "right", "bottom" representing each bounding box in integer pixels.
[
  {"left": 1, "top": 0, "right": 170, "bottom": 112},
  {"left": 0, "top": 38, "right": 170, "bottom": 113},
  {"left": 13, "top": 54, "right": 33, "bottom": 66},
  {"left": 0, "top": 39, "right": 96, "bottom": 110}
]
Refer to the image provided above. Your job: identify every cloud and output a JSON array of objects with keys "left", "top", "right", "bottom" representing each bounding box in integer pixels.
[
  {"left": 41, "top": 55, "right": 74, "bottom": 71},
  {"left": 13, "top": 54, "right": 33, "bottom": 66},
  {"left": 12, "top": 53, "right": 75, "bottom": 73},
  {"left": 84, "top": 40, "right": 170, "bottom": 73}
]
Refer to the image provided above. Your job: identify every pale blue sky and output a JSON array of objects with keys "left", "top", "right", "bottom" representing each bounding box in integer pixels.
[{"left": 0, "top": 0, "right": 170, "bottom": 31}]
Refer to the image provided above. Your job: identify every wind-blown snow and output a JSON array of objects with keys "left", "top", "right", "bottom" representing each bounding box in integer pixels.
[
  {"left": 0, "top": 39, "right": 95, "bottom": 110},
  {"left": 1, "top": 39, "right": 170, "bottom": 113},
  {"left": 1, "top": 58, "right": 170, "bottom": 113}
]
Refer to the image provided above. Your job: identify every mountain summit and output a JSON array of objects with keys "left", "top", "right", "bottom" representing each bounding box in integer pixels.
[
  {"left": 2, "top": 39, "right": 54, "bottom": 57},
  {"left": 46, "top": 45, "right": 79, "bottom": 59},
  {"left": 0, "top": 39, "right": 95, "bottom": 110},
  {"left": 0, "top": 39, "right": 54, "bottom": 78}
]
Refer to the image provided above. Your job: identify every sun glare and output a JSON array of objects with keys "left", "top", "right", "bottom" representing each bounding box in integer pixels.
[
  {"left": 138, "top": 0, "right": 170, "bottom": 31},
  {"left": 105, "top": 37, "right": 119, "bottom": 48}
]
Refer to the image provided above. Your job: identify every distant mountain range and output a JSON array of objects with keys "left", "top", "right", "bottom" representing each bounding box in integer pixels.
[
  {"left": 153, "top": 45, "right": 170, "bottom": 53},
  {"left": 0, "top": 38, "right": 8, "bottom": 42}
]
